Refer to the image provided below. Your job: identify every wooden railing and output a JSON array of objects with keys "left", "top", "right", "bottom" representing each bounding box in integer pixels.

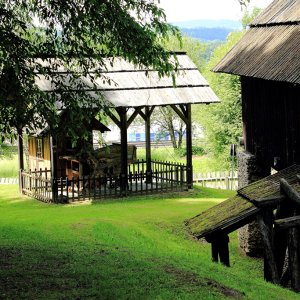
[
  {"left": 21, "top": 169, "right": 52, "bottom": 202},
  {"left": 21, "top": 161, "right": 188, "bottom": 203}
]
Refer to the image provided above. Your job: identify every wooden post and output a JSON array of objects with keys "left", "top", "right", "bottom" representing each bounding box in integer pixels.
[
  {"left": 118, "top": 107, "right": 128, "bottom": 196},
  {"left": 145, "top": 106, "right": 152, "bottom": 183},
  {"left": 186, "top": 104, "right": 193, "bottom": 189},
  {"left": 257, "top": 210, "right": 279, "bottom": 284},
  {"left": 208, "top": 234, "right": 230, "bottom": 267},
  {"left": 218, "top": 235, "right": 230, "bottom": 267},
  {"left": 273, "top": 204, "right": 291, "bottom": 279},
  {"left": 211, "top": 242, "right": 219, "bottom": 263},
  {"left": 50, "top": 135, "right": 58, "bottom": 202},
  {"left": 287, "top": 226, "right": 300, "bottom": 292},
  {"left": 17, "top": 128, "right": 24, "bottom": 193}
]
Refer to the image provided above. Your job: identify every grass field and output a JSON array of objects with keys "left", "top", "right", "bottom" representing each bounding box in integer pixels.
[
  {"left": 136, "top": 148, "right": 230, "bottom": 173},
  {"left": 0, "top": 185, "right": 297, "bottom": 299},
  {"left": 0, "top": 155, "right": 18, "bottom": 178}
]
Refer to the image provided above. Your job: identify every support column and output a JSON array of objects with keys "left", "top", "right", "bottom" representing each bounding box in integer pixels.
[
  {"left": 50, "top": 135, "right": 58, "bottom": 202},
  {"left": 238, "top": 151, "right": 270, "bottom": 256},
  {"left": 17, "top": 128, "right": 24, "bottom": 193},
  {"left": 145, "top": 107, "right": 152, "bottom": 183},
  {"left": 186, "top": 104, "right": 193, "bottom": 189},
  {"left": 118, "top": 107, "right": 128, "bottom": 196}
]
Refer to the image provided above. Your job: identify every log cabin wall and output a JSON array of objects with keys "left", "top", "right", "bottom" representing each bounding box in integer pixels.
[
  {"left": 241, "top": 76, "right": 300, "bottom": 170},
  {"left": 28, "top": 136, "right": 51, "bottom": 170}
]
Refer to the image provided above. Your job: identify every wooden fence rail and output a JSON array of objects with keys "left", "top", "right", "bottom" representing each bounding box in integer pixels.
[
  {"left": 20, "top": 163, "right": 188, "bottom": 203},
  {"left": 5, "top": 169, "right": 238, "bottom": 191}
]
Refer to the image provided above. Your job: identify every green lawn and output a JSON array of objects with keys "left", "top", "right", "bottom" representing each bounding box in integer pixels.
[
  {"left": 0, "top": 186, "right": 297, "bottom": 299},
  {"left": 136, "top": 147, "right": 230, "bottom": 173},
  {"left": 0, "top": 155, "right": 18, "bottom": 178}
]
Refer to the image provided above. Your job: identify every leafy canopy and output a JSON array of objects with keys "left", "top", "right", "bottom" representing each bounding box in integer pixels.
[{"left": 0, "top": 0, "right": 180, "bottom": 140}]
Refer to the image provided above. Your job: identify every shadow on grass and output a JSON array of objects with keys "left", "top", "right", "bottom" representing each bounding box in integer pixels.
[
  {"left": 0, "top": 225, "right": 238, "bottom": 300},
  {"left": 90, "top": 186, "right": 235, "bottom": 206}
]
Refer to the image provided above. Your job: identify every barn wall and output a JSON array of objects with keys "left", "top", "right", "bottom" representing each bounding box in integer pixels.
[{"left": 241, "top": 77, "right": 300, "bottom": 170}]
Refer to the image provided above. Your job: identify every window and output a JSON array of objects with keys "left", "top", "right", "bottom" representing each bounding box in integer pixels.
[{"left": 36, "top": 138, "right": 44, "bottom": 159}]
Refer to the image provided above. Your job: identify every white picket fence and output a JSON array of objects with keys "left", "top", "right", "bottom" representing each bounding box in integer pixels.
[
  {"left": 193, "top": 171, "right": 238, "bottom": 190},
  {"left": 0, "top": 178, "right": 19, "bottom": 185}
]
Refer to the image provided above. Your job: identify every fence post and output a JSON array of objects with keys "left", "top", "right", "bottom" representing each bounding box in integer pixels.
[{"left": 52, "top": 178, "right": 58, "bottom": 203}]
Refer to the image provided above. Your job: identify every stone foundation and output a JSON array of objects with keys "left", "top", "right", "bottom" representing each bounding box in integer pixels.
[{"left": 237, "top": 152, "right": 270, "bottom": 257}]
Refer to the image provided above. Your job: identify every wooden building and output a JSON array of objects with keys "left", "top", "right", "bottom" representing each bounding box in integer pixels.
[
  {"left": 20, "top": 52, "right": 219, "bottom": 202},
  {"left": 213, "top": 0, "right": 300, "bottom": 171},
  {"left": 186, "top": 0, "right": 300, "bottom": 292},
  {"left": 27, "top": 115, "right": 110, "bottom": 176}
]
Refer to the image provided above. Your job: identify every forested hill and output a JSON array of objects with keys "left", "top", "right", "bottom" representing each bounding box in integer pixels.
[
  {"left": 172, "top": 19, "right": 242, "bottom": 41},
  {"left": 180, "top": 27, "right": 235, "bottom": 41}
]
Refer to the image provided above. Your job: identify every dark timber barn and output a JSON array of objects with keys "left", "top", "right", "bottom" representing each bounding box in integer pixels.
[
  {"left": 186, "top": 1, "right": 300, "bottom": 291},
  {"left": 214, "top": 0, "right": 300, "bottom": 174},
  {"left": 212, "top": 0, "right": 300, "bottom": 256}
]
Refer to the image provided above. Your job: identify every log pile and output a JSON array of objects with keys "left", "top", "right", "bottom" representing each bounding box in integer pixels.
[{"left": 86, "top": 143, "right": 137, "bottom": 177}]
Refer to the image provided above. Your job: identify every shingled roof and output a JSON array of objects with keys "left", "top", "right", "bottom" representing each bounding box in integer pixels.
[
  {"left": 213, "top": 0, "right": 300, "bottom": 84},
  {"left": 35, "top": 52, "right": 219, "bottom": 108}
]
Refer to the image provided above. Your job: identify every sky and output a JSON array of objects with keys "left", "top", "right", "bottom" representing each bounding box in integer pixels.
[{"left": 158, "top": 0, "right": 273, "bottom": 22}]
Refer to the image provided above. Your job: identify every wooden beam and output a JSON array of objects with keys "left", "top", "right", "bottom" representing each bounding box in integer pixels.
[
  {"left": 287, "top": 226, "right": 300, "bottom": 292},
  {"left": 145, "top": 107, "right": 152, "bottom": 183},
  {"left": 50, "top": 135, "right": 58, "bottom": 202},
  {"left": 254, "top": 195, "right": 286, "bottom": 207},
  {"left": 186, "top": 104, "right": 193, "bottom": 189},
  {"left": 117, "top": 107, "right": 128, "bottom": 196},
  {"left": 257, "top": 211, "right": 280, "bottom": 284},
  {"left": 139, "top": 110, "right": 146, "bottom": 121},
  {"left": 275, "top": 216, "right": 300, "bottom": 229},
  {"left": 179, "top": 104, "right": 187, "bottom": 116},
  {"left": 106, "top": 110, "right": 121, "bottom": 128},
  {"left": 17, "top": 128, "right": 24, "bottom": 193},
  {"left": 170, "top": 104, "right": 187, "bottom": 123},
  {"left": 149, "top": 106, "right": 155, "bottom": 116},
  {"left": 127, "top": 107, "right": 142, "bottom": 129},
  {"left": 273, "top": 203, "right": 291, "bottom": 280},
  {"left": 280, "top": 178, "right": 300, "bottom": 207}
]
